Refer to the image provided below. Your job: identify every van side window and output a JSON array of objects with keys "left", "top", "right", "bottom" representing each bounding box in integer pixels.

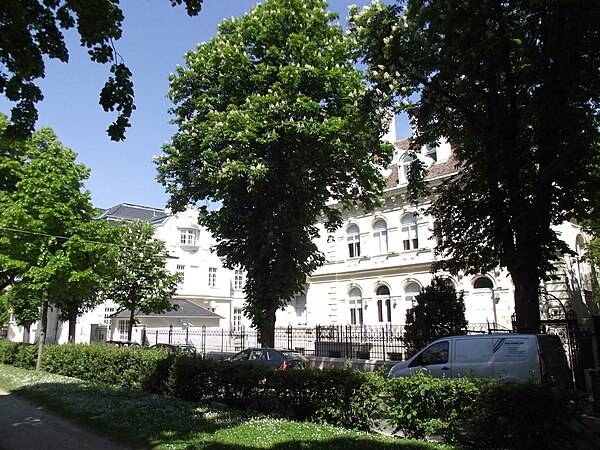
[{"left": 416, "top": 341, "right": 449, "bottom": 366}]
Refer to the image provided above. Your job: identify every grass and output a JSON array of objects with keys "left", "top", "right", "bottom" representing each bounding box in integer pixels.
[{"left": 0, "top": 364, "right": 452, "bottom": 450}]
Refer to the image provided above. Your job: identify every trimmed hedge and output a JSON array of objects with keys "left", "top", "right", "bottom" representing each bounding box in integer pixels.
[
  {"left": 0, "top": 341, "right": 578, "bottom": 448},
  {"left": 0, "top": 340, "right": 37, "bottom": 369},
  {"left": 42, "top": 343, "right": 171, "bottom": 390},
  {"left": 170, "top": 357, "right": 384, "bottom": 430}
]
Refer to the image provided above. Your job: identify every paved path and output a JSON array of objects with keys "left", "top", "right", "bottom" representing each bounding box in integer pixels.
[{"left": 0, "top": 389, "right": 130, "bottom": 450}]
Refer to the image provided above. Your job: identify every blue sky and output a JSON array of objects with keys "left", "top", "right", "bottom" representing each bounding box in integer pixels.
[{"left": 1, "top": 0, "right": 406, "bottom": 210}]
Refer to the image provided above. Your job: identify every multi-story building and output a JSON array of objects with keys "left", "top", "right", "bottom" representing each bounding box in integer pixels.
[{"left": 7, "top": 129, "right": 596, "bottom": 345}]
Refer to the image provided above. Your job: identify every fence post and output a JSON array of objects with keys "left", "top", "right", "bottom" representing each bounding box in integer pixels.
[
  {"left": 241, "top": 326, "right": 245, "bottom": 350},
  {"left": 287, "top": 325, "right": 293, "bottom": 349},
  {"left": 168, "top": 324, "right": 173, "bottom": 344},
  {"left": 185, "top": 325, "right": 189, "bottom": 345},
  {"left": 221, "top": 328, "right": 224, "bottom": 353},
  {"left": 382, "top": 325, "right": 386, "bottom": 361},
  {"left": 201, "top": 325, "right": 206, "bottom": 358}
]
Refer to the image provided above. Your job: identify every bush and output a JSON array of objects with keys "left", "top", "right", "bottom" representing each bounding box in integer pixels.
[
  {"left": 41, "top": 343, "right": 173, "bottom": 390},
  {"left": 170, "top": 358, "right": 384, "bottom": 430},
  {"left": 0, "top": 341, "right": 37, "bottom": 369},
  {"left": 467, "top": 381, "right": 576, "bottom": 449},
  {"left": 384, "top": 372, "right": 479, "bottom": 441}
]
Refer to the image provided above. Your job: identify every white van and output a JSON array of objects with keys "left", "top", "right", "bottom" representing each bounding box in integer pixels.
[{"left": 388, "top": 334, "right": 571, "bottom": 385}]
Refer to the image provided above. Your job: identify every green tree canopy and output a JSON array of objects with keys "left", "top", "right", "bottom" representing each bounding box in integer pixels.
[
  {"left": 157, "top": 0, "right": 392, "bottom": 346},
  {"left": 0, "top": 124, "right": 116, "bottom": 358},
  {"left": 103, "top": 220, "right": 179, "bottom": 342},
  {"left": 352, "top": 0, "right": 600, "bottom": 333},
  {"left": 404, "top": 277, "right": 467, "bottom": 356},
  {"left": 0, "top": 0, "right": 203, "bottom": 141}
]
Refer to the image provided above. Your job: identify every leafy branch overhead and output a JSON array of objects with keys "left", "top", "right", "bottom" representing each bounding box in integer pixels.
[{"left": 0, "top": 0, "right": 203, "bottom": 141}]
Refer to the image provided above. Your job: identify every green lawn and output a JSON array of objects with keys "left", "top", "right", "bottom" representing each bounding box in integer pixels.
[{"left": 0, "top": 364, "right": 452, "bottom": 450}]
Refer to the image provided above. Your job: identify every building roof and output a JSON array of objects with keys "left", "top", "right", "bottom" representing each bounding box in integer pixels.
[
  {"left": 385, "top": 139, "right": 459, "bottom": 189},
  {"left": 94, "top": 203, "right": 168, "bottom": 224},
  {"left": 113, "top": 299, "right": 223, "bottom": 319}
]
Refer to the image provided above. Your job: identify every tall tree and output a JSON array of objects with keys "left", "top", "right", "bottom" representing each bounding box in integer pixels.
[
  {"left": 0, "top": 125, "right": 106, "bottom": 363},
  {"left": 103, "top": 220, "right": 179, "bottom": 342},
  {"left": 352, "top": 0, "right": 600, "bottom": 333},
  {"left": 0, "top": 0, "right": 203, "bottom": 141},
  {"left": 157, "top": 0, "right": 392, "bottom": 346},
  {"left": 404, "top": 277, "right": 467, "bottom": 356}
]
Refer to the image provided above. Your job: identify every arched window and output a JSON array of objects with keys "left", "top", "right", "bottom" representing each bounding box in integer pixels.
[
  {"left": 440, "top": 277, "right": 457, "bottom": 291},
  {"left": 376, "top": 285, "right": 391, "bottom": 322},
  {"left": 473, "top": 276, "right": 493, "bottom": 289},
  {"left": 373, "top": 219, "right": 388, "bottom": 255},
  {"left": 349, "top": 287, "right": 363, "bottom": 325},
  {"left": 347, "top": 224, "right": 361, "bottom": 258},
  {"left": 401, "top": 213, "right": 419, "bottom": 250},
  {"left": 404, "top": 282, "right": 421, "bottom": 305}
]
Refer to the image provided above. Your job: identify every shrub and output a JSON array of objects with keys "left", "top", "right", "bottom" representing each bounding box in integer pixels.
[
  {"left": 384, "top": 372, "right": 479, "bottom": 441},
  {"left": 170, "top": 358, "right": 385, "bottom": 430},
  {"left": 467, "top": 381, "right": 576, "bottom": 449},
  {"left": 0, "top": 341, "right": 37, "bottom": 369},
  {"left": 41, "top": 343, "right": 172, "bottom": 390}
]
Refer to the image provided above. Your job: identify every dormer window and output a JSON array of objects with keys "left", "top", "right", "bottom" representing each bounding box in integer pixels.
[
  {"left": 179, "top": 228, "right": 198, "bottom": 246},
  {"left": 425, "top": 144, "right": 437, "bottom": 162},
  {"left": 399, "top": 153, "right": 415, "bottom": 184}
]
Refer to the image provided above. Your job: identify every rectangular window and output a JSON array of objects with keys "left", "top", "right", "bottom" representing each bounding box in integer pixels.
[
  {"left": 103, "top": 307, "right": 115, "bottom": 326},
  {"left": 348, "top": 241, "right": 360, "bottom": 258},
  {"left": 386, "top": 299, "right": 392, "bottom": 322},
  {"left": 233, "top": 307, "right": 242, "bottom": 331},
  {"left": 208, "top": 267, "right": 217, "bottom": 287},
  {"left": 349, "top": 303, "right": 363, "bottom": 325},
  {"left": 234, "top": 269, "right": 244, "bottom": 290},
  {"left": 176, "top": 264, "right": 185, "bottom": 285},
  {"left": 180, "top": 229, "right": 198, "bottom": 246},
  {"left": 402, "top": 225, "right": 419, "bottom": 250},
  {"left": 118, "top": 319, "right": 129, "bottom": 341}
]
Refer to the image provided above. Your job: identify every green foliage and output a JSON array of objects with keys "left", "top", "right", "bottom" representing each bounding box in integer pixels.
[
  {"left": 103, "top": 220, "right": 180, "bottom": 341},
  {"left": 404, "top": 277, "right": 467, "bottom": 356},
  {"left": 170, "top": 357, "right": 384, "bottom": 431},
  {"left": 467, "top": 382, "right": 575, "bottom": 449},
  {"left": 0, "top": 0, "right": 203, "bottom": 141},
  {"left": 0, "top": 291, "right": 9, "bottom": 329},
  {"left": 0, "top": 122, "right": 114, "bottom": 341},
  {"left": 0, "top": 342, "right": 579, "bottom": 447},
  {"left": 41, "top": 343, "right": 171, "bottom": 390},
  {"left": 158, "top": 0, "right": 392, "bottom": 345},
  {"left": 384, "top": 373, "right": 479, "bottom": 441},
  {"left": 351, "top": 0, "right": 600, "bottom": 333},
  {"left": 0, "top": 340, "right": 37, "bottom": 369}
]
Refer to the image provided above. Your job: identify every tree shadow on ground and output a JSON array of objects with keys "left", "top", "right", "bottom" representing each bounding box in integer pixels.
[{"left": 9, "top": 381, "right": 443, "bottom": 450}]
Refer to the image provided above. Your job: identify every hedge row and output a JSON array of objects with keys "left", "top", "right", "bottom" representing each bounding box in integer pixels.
[{"left": 0, "top": 341, "right": 576, "bottom": 448}]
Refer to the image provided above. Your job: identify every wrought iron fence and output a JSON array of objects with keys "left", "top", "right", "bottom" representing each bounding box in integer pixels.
[
  {"left": 142, "top": 324, "right": 410, "bottom": 361},
  {"left": 139, "top": 322, "right": 510, "bottom": 361}
]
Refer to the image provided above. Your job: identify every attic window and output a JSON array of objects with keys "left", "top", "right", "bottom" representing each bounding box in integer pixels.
[
  {"left": 180, "top": 228, "right": 198, "bottom": 246},
  {"left": 425, "top": 144, "right": 437, "bottom": 161}
]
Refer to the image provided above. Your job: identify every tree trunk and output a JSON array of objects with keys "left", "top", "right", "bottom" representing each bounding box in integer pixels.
[
  {"left": 510, "top": 269, "right": 541, "bottom": 333},
  {"left": 68, "top": 310, "right": 77, "bottom": 343},
  {"left": 36, "top": 298, "right": 48, "bottom": 371},
  {"left": 128, "top": 310, "right": 135, "bottom": 342},
  {"left": 258, "top": 307, "right": 277, "bottom": 348},
  {"left": 22, "top": 321, "right": 31, "bottom": 344}
]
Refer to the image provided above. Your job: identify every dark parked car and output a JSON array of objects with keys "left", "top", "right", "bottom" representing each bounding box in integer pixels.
[
  {"left": 150, "top": 343, "right": 197, "bottom": 355},
  {"left": 225, "top": 347, "right": 308, "bottom": 370}
]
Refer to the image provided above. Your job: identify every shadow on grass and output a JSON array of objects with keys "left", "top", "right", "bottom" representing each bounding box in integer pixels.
[{"left": 8, "top": 382, "right": 444, "bottom": 450}]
